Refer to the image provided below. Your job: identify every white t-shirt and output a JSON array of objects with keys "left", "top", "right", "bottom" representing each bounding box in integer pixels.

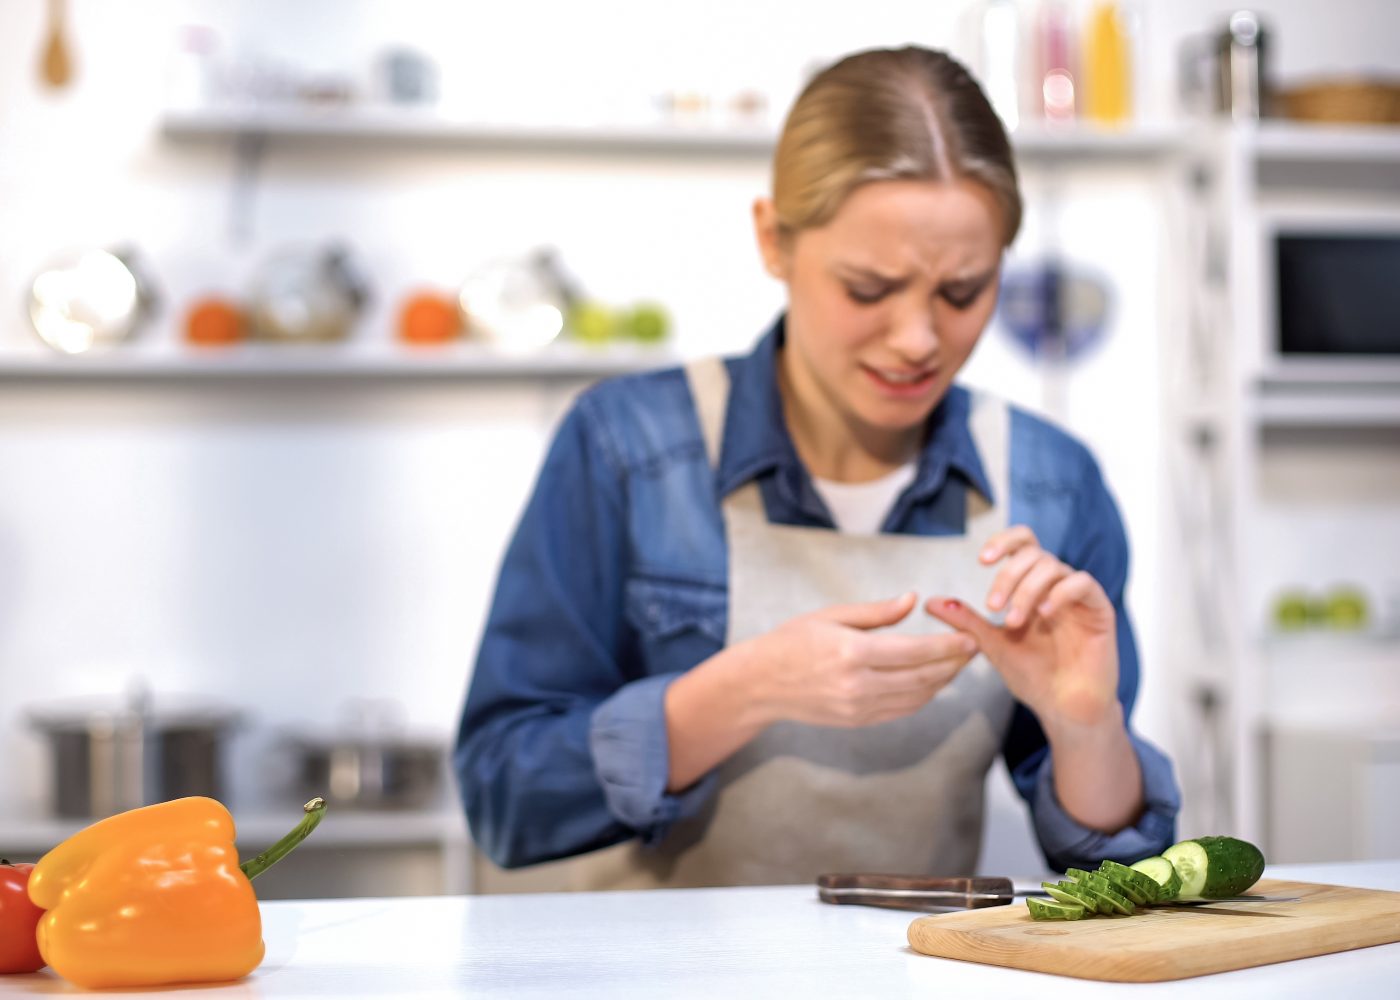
[{"left": 811, "top": 462, "right": 918, "bottom": 535}]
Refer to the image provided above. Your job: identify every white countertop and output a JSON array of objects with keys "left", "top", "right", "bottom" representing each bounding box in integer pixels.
[{"left": 3, "top": 861, "right": 1396, "bottom": 998}]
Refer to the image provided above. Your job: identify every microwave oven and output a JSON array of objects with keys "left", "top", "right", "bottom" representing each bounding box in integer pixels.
[{"left": 1265, "top": 217, "right": 1400, "bottom": 383}]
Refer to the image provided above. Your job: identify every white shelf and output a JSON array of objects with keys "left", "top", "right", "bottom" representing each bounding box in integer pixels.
[
  {"left": 161, "top": 105, "right": 778, "bottom": 153},
  {"left": 1253, "top": 390, "right": 1400, "bottom": 427},
  {"left": 160, "top": 104, "right": 1187, "bottom": 161},
  {"left": 0, "top": 805, "right": 467, "bottom": 857},
  {"left": 1250, "top": 121, "right": 1400, "bottom": 164},
  {"left": 0, "top": 340, "right": 678, "bottom": 381}
]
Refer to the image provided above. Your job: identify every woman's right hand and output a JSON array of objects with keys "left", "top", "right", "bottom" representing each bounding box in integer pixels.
[{"left": 743, "top": 592, "right": 979, "bottom": 728}]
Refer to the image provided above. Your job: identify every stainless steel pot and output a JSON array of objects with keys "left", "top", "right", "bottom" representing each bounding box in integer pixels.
[
  {"left": 284, "top": 700, "right": 446, "bottom": 810},
  {"left": 290, "top": 735, "right": 445, "bottom": 811},
  {"left": 27, "top": 690, "right": 240, "bottom": 819}
]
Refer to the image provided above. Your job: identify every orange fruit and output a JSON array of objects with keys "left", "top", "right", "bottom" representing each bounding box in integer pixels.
[
  {"left": 398, "top": 292, "right": 462, "bottom": 344},
  {"left": 185, "top": 297, "right": 246, "bottom": 346}
]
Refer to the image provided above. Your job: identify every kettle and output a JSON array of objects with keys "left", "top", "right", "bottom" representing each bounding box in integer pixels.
[
  {"left": 28, "top": 245, "right": 159, "bottom": 354},
  {"left": 1179, "top": 10, "right": 1270, "bottom": 120},
  {"left": 248, "top": 243, "right": 370, "bottom": 342}
]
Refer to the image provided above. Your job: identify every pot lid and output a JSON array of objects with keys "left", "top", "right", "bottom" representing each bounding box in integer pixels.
[
  {"left": 27, "top": 691, "right": 242, "bottom": 733},
  {"left": 282, "top": 697, "right": 447, "bottom": 752}
]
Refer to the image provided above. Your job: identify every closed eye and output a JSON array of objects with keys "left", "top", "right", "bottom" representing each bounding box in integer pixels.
[
  {"left": 940, "top": 281, "right": 992, "bottom": 310},
  {"left": 847, "top": 285, "right": 891, "bottom": 305}
]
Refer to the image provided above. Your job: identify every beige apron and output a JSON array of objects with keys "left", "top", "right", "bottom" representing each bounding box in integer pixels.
[{"left": 515, "top": 356, "right": 1016, "bottom": 892}]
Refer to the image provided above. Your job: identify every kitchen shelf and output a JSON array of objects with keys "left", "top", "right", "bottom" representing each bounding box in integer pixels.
[
  {"left": 1252, "top": 388, "right": 1400, "bottom": 427},
  {"left": 1248, "top": 121, "right": 1400, "bottom": 164},
  {"left": 0, "top": 340, "right": 678, "bottom": 381},
  {"left": 161, "top": 105, "right": 778, "bottom": 154},
  {"left": 160, "top": 104, "right": 1188, "bottom": 161},
  {"left": 0, "top": 805, "right": 467, "bottom": 858}
]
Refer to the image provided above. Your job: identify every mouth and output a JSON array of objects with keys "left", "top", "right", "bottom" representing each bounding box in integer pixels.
[{"left": 862, "top": 363, "right": 940, "bottom": 398}]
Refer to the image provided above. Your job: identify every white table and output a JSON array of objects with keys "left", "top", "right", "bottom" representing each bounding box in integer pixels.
[{"left": 3, "top": 861, "right": 1396, "bottom": 998}]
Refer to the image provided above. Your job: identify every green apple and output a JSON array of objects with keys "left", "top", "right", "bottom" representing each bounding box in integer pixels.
[
  {"left": 1324, "top": 586, "right": 1369, "bottom": 630},
  {"left": 623, "top": 302, "right": 670, "bottom": 343},
  {"left": 1273, "top": 591, "right": 1311, "bottom": 631},
  {"left": 567, "top": 300, "right": 618, "bottom": 344}
]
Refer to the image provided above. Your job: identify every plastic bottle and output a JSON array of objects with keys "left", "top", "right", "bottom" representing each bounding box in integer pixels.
[{"left": 1085, "top": 1, "right": 1132, "bottom": 125}]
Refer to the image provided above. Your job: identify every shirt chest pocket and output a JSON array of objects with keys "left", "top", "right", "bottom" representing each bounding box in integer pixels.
[{"left": 624, "top": 576, "right": 727, "bottom": 669}]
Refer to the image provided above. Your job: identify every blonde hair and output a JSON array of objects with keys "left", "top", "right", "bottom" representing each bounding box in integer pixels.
[{"left": 772, "top": 47, "right": 1022, "bottom": 245}]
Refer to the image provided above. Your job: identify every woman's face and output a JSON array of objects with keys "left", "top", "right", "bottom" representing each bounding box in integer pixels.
[{"left": 758, "top": 178, "right": 1005, "bottom": 448}]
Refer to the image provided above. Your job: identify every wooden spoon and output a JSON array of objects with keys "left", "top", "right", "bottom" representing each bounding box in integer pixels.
[{"left": 39, "top": 0, "right": 74, "bottom": 89}]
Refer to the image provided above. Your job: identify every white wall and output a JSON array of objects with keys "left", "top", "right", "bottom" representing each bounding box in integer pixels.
[{"left": 2, "top": 0, "right": 1398, "bottom": 875}]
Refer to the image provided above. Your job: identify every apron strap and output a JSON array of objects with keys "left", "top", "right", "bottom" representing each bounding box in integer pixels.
[
  {"left": 964, "top": 391, "right": 1011, "bottom": 534},
  {"left": 685, "top": 356, "right": 730, "bottom": 471}
]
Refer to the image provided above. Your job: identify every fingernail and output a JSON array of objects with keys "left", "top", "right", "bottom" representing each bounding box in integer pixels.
[
  {"left": 980, "top": 546, "right": 997, "bottom": 561},
  {"left": 960, "top": 636, "right": 978, "bottom": 654},
  {"left": 1038, "top": 602, "right": 1052, "bottom": 617},
  {"left": 988, "top": 591, "right": 1003, "bottom": 610},
  {"left": 1006, "top": 608, "right": 1023, "bottom": 628},
  {"left": 943, "top": 599, "right": 962, "bottom": 612}
]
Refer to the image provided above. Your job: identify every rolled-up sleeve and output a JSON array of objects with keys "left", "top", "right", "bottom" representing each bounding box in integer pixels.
[
  {"left": 1025, "top": 731, "right": 1180, "bottom": 871},
  {"left": 1004, "top": 448, "right": 1181, "bottom": 872},
  {"left": 454, "top": 392, "right": 709, "bottom": 869},
  {"left": 590, "top": 674, "right": 719, "bottom": 841}
]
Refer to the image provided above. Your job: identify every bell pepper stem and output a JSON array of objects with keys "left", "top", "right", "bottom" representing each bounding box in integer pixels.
[{"left": 240, "top": 797, "right": 326, "bottom": 882}]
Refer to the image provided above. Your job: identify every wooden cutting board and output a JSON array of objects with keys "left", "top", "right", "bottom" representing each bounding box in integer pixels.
[{"left": 907, "top": 879, "right": 1400, "bottom": 982}]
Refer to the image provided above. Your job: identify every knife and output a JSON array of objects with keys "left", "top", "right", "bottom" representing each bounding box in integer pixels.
[{"left": 815, "top": 874, "right": 1299, "bottom": 912}]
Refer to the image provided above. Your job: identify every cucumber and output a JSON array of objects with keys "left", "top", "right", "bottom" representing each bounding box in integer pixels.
[
  {"left": 1161, "top": 836, "right": 1265, "bottom": 900},
  {"left": 1081, "top": 874, "right": 1136, "bottom": 915},
  {"left": 1094, "top": 866, "right": 1149, "bottom": 906},
  {"left": 1098, "top": 860, "right": 1161, "bottom": 904},
  {"left": 1047, "top": 880, "right": 1102, "bottom": 914},
  {"left": 1040, "top": 882, "right": 1092, "bottom": 912},
  {"left": 1130, "top": 856, "right": 1182, "bottom": 901},
  {"left": 1027, "top": 897, "right": 1086, "bottom": 920}
]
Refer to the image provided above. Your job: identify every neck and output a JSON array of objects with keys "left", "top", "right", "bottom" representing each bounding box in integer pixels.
[{"left": 777, "top": 347, "right": 922, "bottom": 483}]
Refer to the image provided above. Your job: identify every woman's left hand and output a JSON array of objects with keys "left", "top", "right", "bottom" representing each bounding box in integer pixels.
[{"left": 924, "top": 525, "right": 1119, "bottom": 731}]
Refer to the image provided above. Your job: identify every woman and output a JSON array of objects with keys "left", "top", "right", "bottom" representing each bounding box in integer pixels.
[{"left": 455, "top": 46, "right": 1179, "bottom": 889}]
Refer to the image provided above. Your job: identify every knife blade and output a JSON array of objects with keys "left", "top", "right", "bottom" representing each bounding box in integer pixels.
[{"left": 815, "top": 874, "right": 1298, "bottom": 912}]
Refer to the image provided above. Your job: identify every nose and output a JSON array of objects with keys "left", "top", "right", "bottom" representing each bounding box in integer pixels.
[{"left": 886, "top": 302, "right": 939, "bottom": 364}]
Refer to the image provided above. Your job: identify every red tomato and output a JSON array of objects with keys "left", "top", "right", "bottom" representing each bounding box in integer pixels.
[{"left": 0, "top": 860, "right": 45, "bottom": 974}]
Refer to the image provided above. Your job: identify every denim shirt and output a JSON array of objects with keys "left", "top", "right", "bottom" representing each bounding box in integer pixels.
[{"left": 455, "top": 317, "right": 1180, "bottom": 874}]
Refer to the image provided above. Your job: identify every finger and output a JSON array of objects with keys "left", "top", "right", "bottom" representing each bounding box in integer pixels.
[
  {"left": 1037, "top": 570, "right": 1110, "bottom": 620},
  {"left": 864, "top": 630, "right": 977, "bottom": 669},
  {"left": 985, "top": 544, "right": 1042, "bottom": 612},
  {"left": 1004, "top": 555, "right": 1071, "bottom": 629},
  {"left": 924, "top": 597, "right": 1002, "bottom": 655},
  {"left": 869, "top": 655, "right": 969, "bottom": 696},
  {"left": 819, "top": 591, "right": 917, "bottom": 630},
  {"left": 977, "top": 524, "right": 1040, "bottom": 565}
]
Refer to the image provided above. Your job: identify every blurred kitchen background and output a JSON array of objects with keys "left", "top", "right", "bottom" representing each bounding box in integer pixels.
[{"left": 1, "top": 0, "right": 1398, "bottom": 899}]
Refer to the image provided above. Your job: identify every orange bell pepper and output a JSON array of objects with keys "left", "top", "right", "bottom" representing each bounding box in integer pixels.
[{"left": 27, "top": 795, "right": 324, "bottom": 989}]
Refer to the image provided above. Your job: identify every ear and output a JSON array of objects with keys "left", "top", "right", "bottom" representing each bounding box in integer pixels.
[{"left": 751, "top": 197, "right": 789, "bottom": 281}]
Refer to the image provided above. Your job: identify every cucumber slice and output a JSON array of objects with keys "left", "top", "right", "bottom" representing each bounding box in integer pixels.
[
  {"left": 1162, "top": 836, "right": 1266, "bottom": 900},
  {"left": 1041, "top": 882, "right": 1095, "bottom": 912},
  {"left": 1094, "top": 866, "right": 1149, "bottom": 906},
  {"left": 1027, "top": 897, "right": 1086, "bottom": 920},
  {"left": 1064, "top": 867, "right": 1098, "bottom": 884},
  {"left": 1047, "top": 880, "right": 1102, "bottom": 914},
  {"left": 1131, "top": 856, "right": 1182, "bottom": 901},
  {"left": 1082, "top": 874, "right": 1136, "bottom": 915},
  {"left": 1098, "top": 860, "right": 1162, "bottom": 904},
  {"left": 1076, "top": 882, "right": 1131, "bottom": 917}
]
